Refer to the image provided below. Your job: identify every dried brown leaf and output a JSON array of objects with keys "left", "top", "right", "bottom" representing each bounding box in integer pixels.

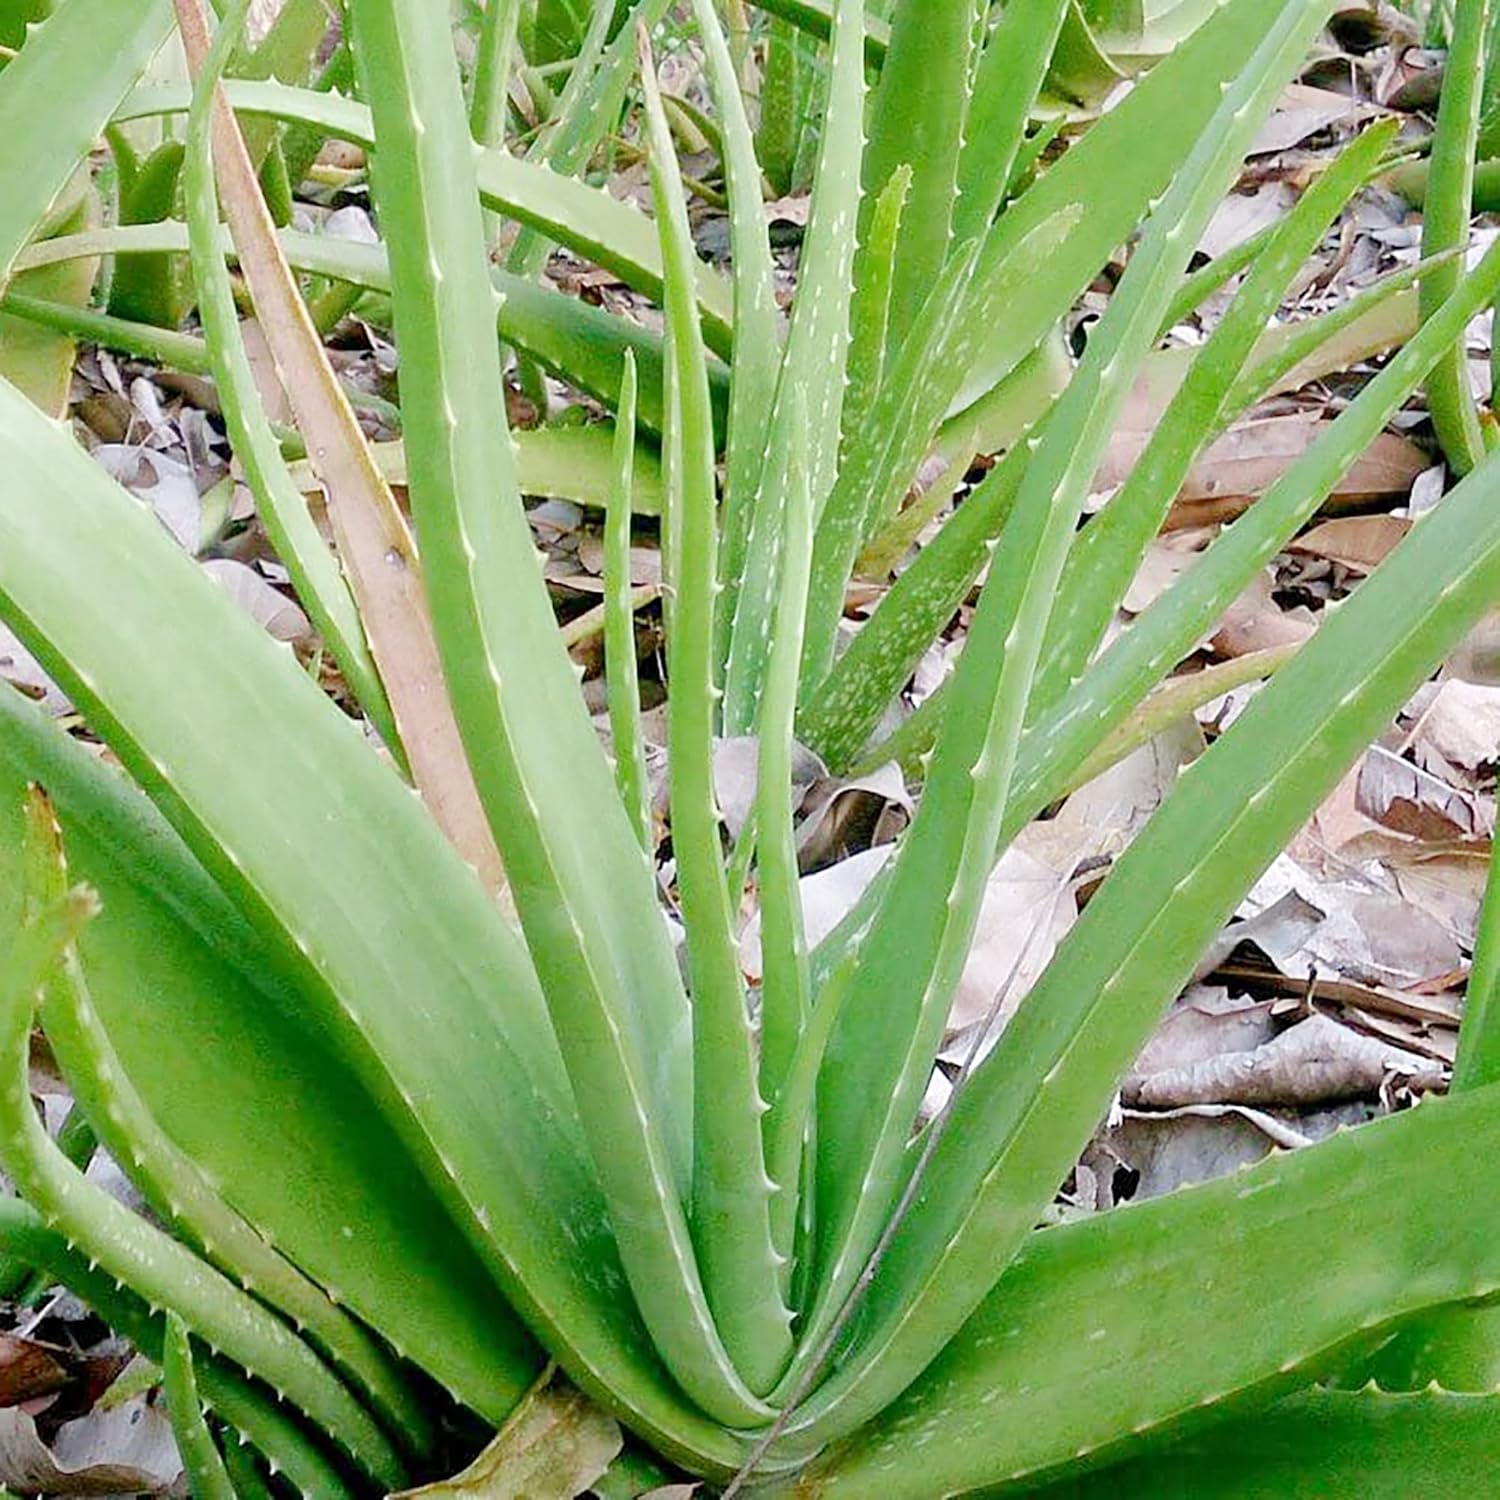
[
  {"left": 1356, "top": 742, "right": 1494, "bottom": 840},
  {"left": 1127, "top": 1012, "right": 1443, "bottom": 1107},
  {"left": 1289, "top": 513, "right": 1411, "bottom": 572},
  {"left": 174, "top": 0, "right": 505, "bottom": 895},
  {"left": 0, "top": 1397, "right": 179, "bottom": 1496}
]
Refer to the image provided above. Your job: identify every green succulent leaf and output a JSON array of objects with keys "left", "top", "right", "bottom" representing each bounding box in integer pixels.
[
  {"left": 111, "top": 77, "right": 737, "bottom": 353},
  {"left": 0, "top": 0, "right": 174, "bottom": 285},
  {"left": 641, "top": 20, "right": 792, "bottom": 1399},
  {"left": 0, "top": 1197, "right": 356, "bottom": 1498},
  {"left": 163, "top": 1315, "right": 237, "bottom": 1500},
  {"left": 721, "top": 0, "right": 865, "bottom": 732},
  {"left": 0, "top": 813, "right": 405, "bottom": 1488},
  {"left": 0, "top": 687, "right": 539, "bottom": 1421},
  {"left": 346, "top": 0, "right": 767, "bottom": 1444},
  {"left": 777, "top": 1079, "right": 1500, "bottom": 1495},
  {"left": 787, "top": 384, "right": 1500, "bottom": 1462},
  {"left": 791, "top": 3, "right": 1336, "bottom": 1426}
]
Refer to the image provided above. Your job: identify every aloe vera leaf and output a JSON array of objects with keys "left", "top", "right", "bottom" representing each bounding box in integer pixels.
[
  {"left": 763, "top": 953, "right": 854, "bottom": 1287},
  {"left": 0, "top": 1198, "right": 355, "bottom": 1499},
  {"left": 502, "top": 0, "right": 675, "bottom": 281},
  {"left": 689, "top": 0, "right": 780, "bottom": 668},
  {"left": 858, "top": 0, "right": 975, "bottom": 353},
  {"left": 225, "top": 0, "right": 330, "bottom": 182},
  {"left": 869, "top": 643, "right": 1298, "bottom": 782},
  {"left": 1421, "top": 0, "right": 1491, "bottom": 473},
  {"left": 1034, "top": 118, "right": 1398, "bottom": 714},
  {"left": 744, "top": 0, "right": 891, "bottom": 63},
  {"left": 179, "top": 17, "right": 397, "bottom": 758},
  {"left": 183, "top": 0, "right": 509, "bottom": 892},
  {"left": 0, "top": 373, "right": 750, "bottom": 1471},
  {"left": 289, "top": 425, "right": 666, "bottom": 515},
  {"left": 801, "top": 0, "right": 1366, "bottom": 770},
  {"left": 1359, "top": 610, "right": 1500, "bottom": 1392},
  {"left": 1008, "top": 236, "right": 1500, "bottom": 832},
  {"left": 799, "top": 237, "right": 983, "bottom": 691},
  {"left": 721, "top": 0, "right": 865, "bottom": 734},
  {"left": 800, "top": 209, "right": 1078, "bottom": 699},
  {"left": 470, "top": 0, "right": 521, "bottom": 255},
  {"left": 787, "top": 0, "right": 1335, "bottom": 1423},
  {"left": 861, "top": 330, "right": 1071, "bottom": 584},
  {"left": 817, "top": 240, "right": 1500, "bottom": 1001},
  {"left": 0, "top": 275, "right": 672, "bottom": 512},
  {"left": 14, "top": 215, "right": 725, "bottom": 439},
  {"left": 839, "top": 165, "right": 908, "bottom": 458},
  {"left": 951, "top": 0, "right": 1319, "bottom": 418},
  {"left": 799, "top": 433, "right": 1031, "bottom": 774},
  {"left": 1457, "top": 836, "right": 1500, "bottom": 1094},
  {"left": 1048, "top": 0, "right": 1126, "bottom": 106},
  {"left": 788, "top": 390, "right": 1500, "bottom": 1460},
  {"left": 804, "top": 252, "right": 1434, "bottom": 780},
  {"left": 833, "top": 246, "right": 1500, "bottom": 947},
  {"left": 470, "top": 0, "right": 522, "bottom": 150},
  {"left": 773, "top": 1079, "right": 1500, "bottom": 1494},
  {"left": 0, "top": 688, "right": 539, "bottom": 1423},
  {"left": 219, "top": 1433, "right": 277, "bottom": 1500},
  {"left": 164, "top": 1316, "right": 236, "bottom": 1500},
  {"left": 27, "top": 787, "right": 429, "bottom": 1456},
  {"left": 113, "top": 77, "right": 737, "bottom": 354},
  {"left": 1046, "top": 1386, "right": 1500, "bottom": 1499},
  {"left": 605, "top": 354, "right": 651, "bottom": 850},
  {"left": 951, "top": 0, "right": 1068, "bottom": 245},
  {"left": 108, "top": 139, "right": 191, "bottom": 328},
  {"left": 752, "top": 391, "right": 815, "bottom": 1274},
  {"left": 346, "top": 0, "right": 779, "bottom": 1435},
  {"left": 1225, "top": 272, "right": 1424, "bottom": 412},
  {"left": 757, "top": 17, "right": 802, "bottom": 198},
  {"left": 525, "top": 0, "right": 613, "bottom": 166},
  {"left": 0, "top": 875, "right": 405, "bottom": 1488},
  {"left": 0, "top": 287, "right": 214, "bottom": 371},
  {"left": 0, "top": 186, "right": 98, "bottom": 419},
  {"left": 640, "top": 33, "right": 793, "bottom": 1395},
  {"left": 0, "top": 0, "right": 174, "bottom": 286}
]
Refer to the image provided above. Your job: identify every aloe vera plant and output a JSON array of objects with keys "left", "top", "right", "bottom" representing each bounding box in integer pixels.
[{"left": 4, "top": 1, "right": 1500, "bottom": 1495}]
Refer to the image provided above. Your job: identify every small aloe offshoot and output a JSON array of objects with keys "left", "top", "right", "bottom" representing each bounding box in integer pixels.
[{"left": 2, "top": 1, "right": 1500, "bottom": 1496}]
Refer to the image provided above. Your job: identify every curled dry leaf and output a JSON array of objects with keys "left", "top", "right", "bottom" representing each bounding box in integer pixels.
[
  {"left": 1105, "top": 1108, "right": 1297, "bottom": 1203},
  {"left": 1129, "top": 988, "right": 1279, "bottom": 1086},
  {"left": 394, "top": 1379, "right": 620, "bottom": 1500},
  {"left": 0, "top": 1396, "right": 179, "bottom": 1496},
  {"left": 1095, "top": 413, "right": 1428, "bottom": 525},
  {"left": 0, "top": 1333, "right": 67, "bottom": 1408},
  {"left": 796, "top": 761, "right": 913, "bottom": 873},
  {"left": 1289, "top": 513, "right": 1411, "bottom": 572},
  {"left": 1242, "top": 853, "right": 1463, "bottom": 988},
  {"left": 200, "top": 558, "right": 313, "bottom": 645},
  {"left": 93, "top": 446, "right": 205, "bottom": 554},
  {"left": 740, "top": 823, "right": 1077, "bottom": 1045},
  {"left": 1193, "top": 888, "right": 1324, "bottom": 981},
  {"left": 1210, "top": 571, "right": 1317, "bottom": 658},
  {"left": 1197, "top": 181, "right": 1296, "bottom": 260},
  {"left": 1407, "top": 678, "right": 1500, "bottom": 775},
  {"left": 1449, "top": 607, "right": 1500, "bottom": 684},
  {"left": 1249, "top": 82, "right": 1377, "bottom": 156},
  {"left": 1127, "top": 1011, "right": 1444, "bottom": 1108},
  {"left": 1356, "top": 742, "right": 1495, "bottom": 840},
  {"left": 710, "top": 736, "right": 825, "bottom": 841}
]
